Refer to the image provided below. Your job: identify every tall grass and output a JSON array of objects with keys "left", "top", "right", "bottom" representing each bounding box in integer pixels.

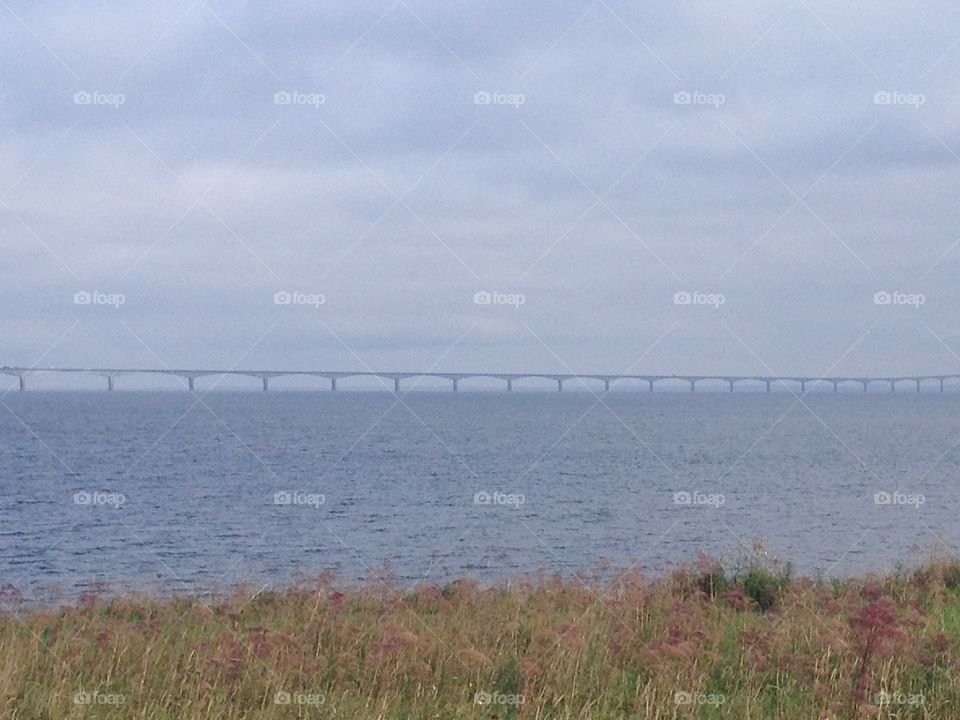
[{"left": 1, "top": 546, "right": 958, "bottom": 718}]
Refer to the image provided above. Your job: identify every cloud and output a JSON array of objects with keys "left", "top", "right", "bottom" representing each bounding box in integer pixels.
[{"left": 2, "top": 0, "right": 960, "bottom": 377}]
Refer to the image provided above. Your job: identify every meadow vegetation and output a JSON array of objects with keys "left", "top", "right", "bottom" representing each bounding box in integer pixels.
[{"left": 1, "top": 543, "right": 959, "bottom": 718}]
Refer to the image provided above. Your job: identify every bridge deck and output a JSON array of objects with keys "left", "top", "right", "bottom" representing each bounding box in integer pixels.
[{"left": 2, "top": 367, "right": 957, "bottom": 391}]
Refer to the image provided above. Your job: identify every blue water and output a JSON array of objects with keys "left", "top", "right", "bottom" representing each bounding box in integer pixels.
[{"left": 1, "top": 391, "right": 957, "bottom": 599}]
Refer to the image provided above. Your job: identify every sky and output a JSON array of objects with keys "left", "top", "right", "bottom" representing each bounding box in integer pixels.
[{"left": 2, "top": 0, "right": 960, "bottom": 387}]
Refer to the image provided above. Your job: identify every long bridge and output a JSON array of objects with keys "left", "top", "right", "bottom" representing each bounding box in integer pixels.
[{"left": 2, "top": 367, "right": 958, "bottom": 393}]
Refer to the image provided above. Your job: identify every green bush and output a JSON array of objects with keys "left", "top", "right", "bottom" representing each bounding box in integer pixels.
[{"left": 731, "top": 540, "right": 792, "bottom": 611}]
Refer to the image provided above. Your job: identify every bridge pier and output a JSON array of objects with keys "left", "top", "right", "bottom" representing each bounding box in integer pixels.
[
  {"left": 107, "top": 375, "right": 114, "bottom": 391},
  {"left": 19, "top": 375, "right": 25, "bottom": 392},
  {"left": 331, "top": 377, "right": 337, "bottom": 391},
  {"left": 940, "top": 378, "right": 945, "bottom": 392},
  {"left": 262, "top": 377, "right": 269, "bottom": 392},
  {"left": 689, "top": 380, "right": 696, "bottom": 392},
  {"left": 648, "top": 379, "right": 654, "bottom": 392},
  {"left": 765, "top": 380, "right": 771, "bottom": 392},
  {"left": 800, "top": 380, "right": 806, "bottom": 393},
  {"left": 603, "top": 379, "right": 610, "bottom": 393},
  {"left": 557, "top": 379, "right": 563, "bottom": 392},
  {"left": 890, "top": 380, "right": 895, "bottom": 393},
  {"left": 452, "top": 378, "right": 459, "bottom": 392},
  {"left": 916, "top": 379, "right": 921, "bottom": 392},
  {"left": 188, "top": 376, "right": 195, "bottom": 392},
  {"left": 832, "top": 381, "right": 838, "bottom": 392},
  {"left": 506, "top": 378, "right": 512, "bottom": 392},
  {"left": 863, "top": 381, "right": 868, "bottom": 392},
  {"left": 728, "top": 380, "right": 734, "bottom": 393},
  {"left": 394, "top": 377, "right": 400, "bottom": 393}
]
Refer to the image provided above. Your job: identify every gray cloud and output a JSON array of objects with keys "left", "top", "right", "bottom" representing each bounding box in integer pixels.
[{"left": 2, "top": 0, "right": 960, "bottom": 382}]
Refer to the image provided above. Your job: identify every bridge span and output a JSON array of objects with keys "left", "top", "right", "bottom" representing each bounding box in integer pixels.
[{"left": 2, "top": 367, "right": 959, "bottom": 393}]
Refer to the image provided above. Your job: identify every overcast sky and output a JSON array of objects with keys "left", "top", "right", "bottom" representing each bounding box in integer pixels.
[{"left": 2, "top": 0, "right": 960, "bottom": 385}]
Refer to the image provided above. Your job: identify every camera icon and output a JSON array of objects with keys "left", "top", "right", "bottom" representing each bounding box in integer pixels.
[
  {"left": 673, "top": 491, "right": 691, "bottom": 505},
  {"left": 273, "top": 491, "right": 292, "bottom": 505},
  {"left": 73, "top": 91, "right": 92, "bottom": 105},
  {"left": 474, "top": 491, "right": 492, "bottom": 505},
  {"left": 74, "top": 291, "right": 92, "bottom": 305},
  {"left": 473, "top": 291, "right": 492, "bottom": 305},
  {"left": 673, "top": 91, "right": 692, "bottom": 105},
  {"left": 273, "top": 91, "right": 291, "bottom": 105},
  {"left": 474, "top": 91, "right": 492, "bottom": 105},
  {"left": 874, "top": 491, "right": 892, "bottom": 505},
  {"left": 273, "top": 290, "right": 292, "bottom": 305},
  {"left": 673, "top": 291, "right": 691, "bottom": 305},
  {"left": 274, "top": 691, "right": 291, "bottom": 705},
  {"left": 873, "top": 91, "right": 892, "bottom": 105},
  {"left": 74, "top": 491, "right": 92, "bottom": 505},
  {"left": 474, "top": 691, "right": 492, "bottom": 705},
  {"left": 73, "top": 690, "right": 92, "bottom": 704},
  {"left": 873, "top": 291, "right": 891, "bottom": 305},
  {"left": 674, "top": 691, "right": 693, "bottom": 705}
]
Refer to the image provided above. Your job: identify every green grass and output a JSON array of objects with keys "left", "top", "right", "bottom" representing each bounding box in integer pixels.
[{"left": 1, "top": 545, "right": 959, "bottom": 718}]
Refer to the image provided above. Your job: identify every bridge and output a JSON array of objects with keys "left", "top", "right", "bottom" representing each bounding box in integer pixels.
[{"left": 2, "top": 367, "right": 959, "bottom": 393}]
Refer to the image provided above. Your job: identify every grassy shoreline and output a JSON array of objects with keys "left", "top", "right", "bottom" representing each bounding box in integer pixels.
[{"left": 2, "top": 548, "right": 959, "bottom": 718}]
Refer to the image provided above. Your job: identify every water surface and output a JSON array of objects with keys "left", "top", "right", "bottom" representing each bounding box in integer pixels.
[{"left": 1, "top": 391, "right": 956, "bottom": 598}]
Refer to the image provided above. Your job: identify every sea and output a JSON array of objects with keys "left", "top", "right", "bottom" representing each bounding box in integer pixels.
[{"left": 2, "top": 390, "right": 957, "bottom": 600}]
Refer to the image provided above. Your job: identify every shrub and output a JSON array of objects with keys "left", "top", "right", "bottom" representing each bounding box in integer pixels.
[{"left": 730, "top": 540, "right": 792, "bottom": 612}]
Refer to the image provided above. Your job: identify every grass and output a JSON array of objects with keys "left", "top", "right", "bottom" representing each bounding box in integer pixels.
[{"left": 1, "top": 543, "right": 959, "bottom": 719}]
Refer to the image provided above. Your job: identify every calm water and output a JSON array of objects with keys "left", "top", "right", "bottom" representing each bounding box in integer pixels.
[{"left": 1, "top": 391, "right": 957, "bottom": 599}]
